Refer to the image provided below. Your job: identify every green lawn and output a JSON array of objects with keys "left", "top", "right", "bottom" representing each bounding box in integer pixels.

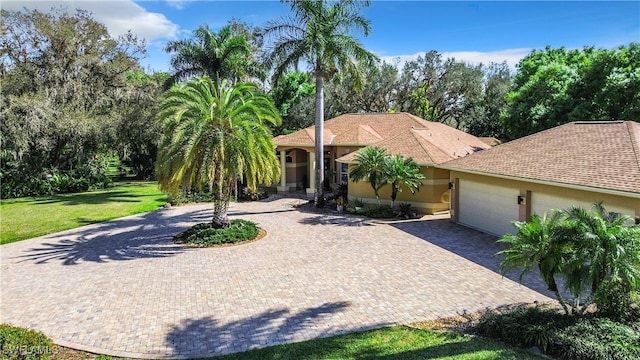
[
  {"left": 215, "top": 326, "right": 544, "bottom": 360},
  {"left": 0, "top": 181, "right": 167, "bottom": 244}
]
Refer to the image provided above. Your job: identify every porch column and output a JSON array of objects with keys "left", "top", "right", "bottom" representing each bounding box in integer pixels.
[
  {"left": 306, "top": 150, "right": 315, "bottom": 199},
  {"left": 277, "top": 149, "right": 288, "bottom": 193}
]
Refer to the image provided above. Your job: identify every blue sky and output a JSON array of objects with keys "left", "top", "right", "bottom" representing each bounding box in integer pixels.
[{"left": 5, "top": 1, "right": 640, "bottom": 72}]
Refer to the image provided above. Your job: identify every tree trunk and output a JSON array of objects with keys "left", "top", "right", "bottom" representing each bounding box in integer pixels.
[
  {"left": 212, "top": 199, "right": 230, "bottom": 228},
  {"left": 314, "top": 75, "right": 325, "bottom": 208},
  {"left": 212, "top": 158, "right": 231, "bottom": 228}
]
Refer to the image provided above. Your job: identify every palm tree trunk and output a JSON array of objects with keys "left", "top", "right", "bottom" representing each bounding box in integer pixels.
[
  {"left": 212, "top": 199, "right": 230, "bottom": 228},
  {"left": 212, "top": 159, "right": 230, "bottom": 228},
  {"left": 314, "top": 75, "right": 325, "bottom": 208}
]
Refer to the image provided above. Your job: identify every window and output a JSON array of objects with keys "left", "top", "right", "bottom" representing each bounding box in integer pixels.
[{"left": 340, "top": 163, "right": 349, "bottom": 184}]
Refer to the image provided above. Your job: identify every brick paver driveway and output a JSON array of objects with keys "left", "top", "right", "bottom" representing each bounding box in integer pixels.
[{"left": 1, "top": 197, "right": 550, "bottom": 359}]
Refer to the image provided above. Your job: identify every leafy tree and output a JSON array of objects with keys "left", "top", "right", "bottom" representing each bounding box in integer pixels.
[
  {"left": 498, "top": 210, "right": 573, "bottom": 314},
  {"left": 502, "top": 44, "right": 640, "bottom": 140},
  {"left": 384, "top": 155, "right": 424, "bottom": 207},
  {"left": 165, "top": 24, "right": 259, "bottom": 86},
  {"left": 156, "top": 77, "right": 281, "bottom": 228},
  {"left": 349, "top": 146, "right": 389, "bottom": 206},
  {"left": 115, "top": 70, "right": 169, "bottom": 178},
  {"left": 269, "top": 71, "right": 315, "bottom": 134},
  {"left": 393, "top": 51, "right": 485, "bottom": 129},
  {"left": 262, "top": 0, "right": 378, "bottom": 206},
  {"left": 0, "top": 8, "right": 145, "bottom": 197},
  {"left": 465, "top": 62, "right": 512, "bottom": 138},
  {"left": 324, "top": 61, "right": 399, "bottom": 118}
]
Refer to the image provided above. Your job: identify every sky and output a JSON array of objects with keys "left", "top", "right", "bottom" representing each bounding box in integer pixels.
[{"left": 4, "top": 1, "right": 640, "bottom": 73}]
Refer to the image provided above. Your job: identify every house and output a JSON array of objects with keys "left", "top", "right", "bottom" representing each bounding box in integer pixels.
[
  {"left": 439, "top": 121, "right": 640, "bottom": 236},
  {"left": 272, "top": 112, "right": 490, "bottom": 214}
]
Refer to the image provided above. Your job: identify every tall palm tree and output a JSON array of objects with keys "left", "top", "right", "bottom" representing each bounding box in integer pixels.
[
  {"left": 164, "top": 25, "right": 260, "bottom": 86},
  {"left": 498, "top": 210, "right": 573, "bottom": 314},
  {"left": 384, "top": 155, "right": 424, "bottom": 207},
  {"left": 349, "top": 146, "right": 389, "bottom": 206},
  {"left": 262, "top": 0, "right": 378, "bottom": 206},
  {"left": 156, "top": 77, "right": 281, "bottom": 227}
]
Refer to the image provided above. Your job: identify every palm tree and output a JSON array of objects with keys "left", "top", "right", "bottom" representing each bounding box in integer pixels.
[
  {"left": 384, "top": 154, "right": 425, "bottom": 207},
  {"left": 498, "top": 210, "right": 573, "bottom": 314},
  {"left": 262, "top": 0, "right": 378, "bottom": 206},
  {"left": 564, "top": 202, "right": 640, "bottom": 294},
  {"left": 164, "top": 25, "right": 260, "bottom": 86},
  {"left": 156, "top": 77, "right": 281, "bottom": 227},
  {"left": 349, "top": 146, "right": 389, "bottom": 206}
]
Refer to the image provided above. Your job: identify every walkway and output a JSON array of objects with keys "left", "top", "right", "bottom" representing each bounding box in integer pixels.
[{"left": 0, "top": 197, "right": 550, "bottom": 359}]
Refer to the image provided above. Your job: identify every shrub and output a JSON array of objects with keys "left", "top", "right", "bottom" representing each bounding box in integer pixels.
[
  {"left": 595, "top": 280, "right": 640, "bottom": 323},
  {"left": 554, "top": 317, "right": 640, "bottom": 360},
  {"left": 474, "top": 304, "right": 570, "bottom": 352},
  {"left": 361, "top": 205, "right": 394, "bottom": 219},
  {"left": 0, "top": 156, "right": 112, "bottom": 199},
  {"left": 0, "top": 324, "right": 54, "bottom": 360},
  {"left": 350, "top": 197, "right": 364, "bottom": 208},
  {"left": 174, "top": 219, "right": 259, "bottom": 246},
  {"left": 395, "top": 202, "right": 417, "bottom": 219},
  {"left": 474, "top": 304, "right": 640, "bottom": 360}
]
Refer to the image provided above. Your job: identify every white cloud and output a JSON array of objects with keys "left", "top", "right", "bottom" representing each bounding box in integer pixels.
[
  {"left": 381, "top": 48, "right": 532, "bottom": 72},
  {"left": 3, "top": 0, "right": 180, "bottom": 42},
  {"left": 165, "top": 0, "right": 192, "bottom": 10}
]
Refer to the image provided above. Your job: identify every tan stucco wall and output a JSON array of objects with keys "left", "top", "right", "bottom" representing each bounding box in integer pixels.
[
  {"left": 347, "top": 165, "right": 451, "bottom": 214},
  {"left": 449, "top": 171, "right": 640, "bottom": 222}
]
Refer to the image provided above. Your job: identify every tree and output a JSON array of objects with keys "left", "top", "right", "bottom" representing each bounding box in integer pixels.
[
  {"left": 564, "top": 202, "right": 640, "bottom": 295},
  {"left": 502, "top": 44, "right": 640, "bottom": 140},
  {"left": 156, "top": 77, "right": 281, "bottom": 227},
  {"left": 384, "top": 155, "right": 424, "bottom": 207},
  {"left": 465, "top": 62, "right": 512, "bottom": 139},
  {"left": 164, "top": 24, "right": 258, "bottom": 86},
  {"left": 0, "top": 8, "right": 146, "bottom": 197},
  {"left": 269, "top": 71, "right": 315, "bottom": 134},
  {"left": 262, "top": 0, "right": 378, "bottom": 206},
  {"left": 498, "top": 210, "right": 573, "bottom": 314},
  {"left": 393, "top": 51, "right": 485, "bottom": 129},
  {"left": 349, "top": 146, "right": 389, "bottom": 206}
]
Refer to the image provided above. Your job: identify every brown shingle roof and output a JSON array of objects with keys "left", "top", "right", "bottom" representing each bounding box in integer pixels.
[
  {"left": 442, "top": 121, "right": 640, "bottom": 194},
  {"left": 274, "top": 112, "right": 490, "bottom": 165}
]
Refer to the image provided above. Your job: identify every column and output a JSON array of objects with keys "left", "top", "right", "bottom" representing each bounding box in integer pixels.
[
  {"left": 306, "top": 150, "right": 315, "bottom": 199},
  {"left": 277, "top": 149, "right": 288, "bottom": 193}
]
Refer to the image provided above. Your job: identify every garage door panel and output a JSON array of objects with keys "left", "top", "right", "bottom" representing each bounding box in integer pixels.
[{"left": 458, "top": 180, "right": 520, "bottom": 236}]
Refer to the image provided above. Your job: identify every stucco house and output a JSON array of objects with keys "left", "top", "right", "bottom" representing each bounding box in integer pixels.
[
  {"left": 272, "top": 112, "right": 490, "bottom": 214},
  {"left": 440, "top": 121, "right": 640, "bottom": 236}
]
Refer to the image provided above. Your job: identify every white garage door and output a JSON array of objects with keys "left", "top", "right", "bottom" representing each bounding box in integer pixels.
[
  {"left": 458, "top": 179, "right": 520, "bottom": 236},
  {"left": 531, "top": 193, "right": 635, "bottom": 219}
]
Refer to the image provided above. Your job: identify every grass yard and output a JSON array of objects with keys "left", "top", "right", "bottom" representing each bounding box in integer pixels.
[
  {"left": 215, "top": 326, "right": 543, "bottom": 360},
  {"left": 49, "top": 325, "right": 543, "bottom": 359},
  {"left": 0, "top": 181, "right": 167, "bottom": 244}
]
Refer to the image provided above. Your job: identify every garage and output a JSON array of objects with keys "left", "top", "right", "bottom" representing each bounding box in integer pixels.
[
  {"left": 531, "top": 192, "right": 635, "bottom": 220},
  {"left": 458, "top": 179, "right": 520, "bottom": 236}
]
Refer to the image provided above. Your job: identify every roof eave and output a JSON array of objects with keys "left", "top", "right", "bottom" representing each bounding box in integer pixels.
[{"left": 436, "top": 165, "right": 640, "bottom": 199}]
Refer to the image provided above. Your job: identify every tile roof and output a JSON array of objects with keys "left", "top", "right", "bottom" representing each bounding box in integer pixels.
[
  {"left": 273, "top": 112, "right": 490, "bottom": 165},
  {"left": 442, "top": 121, "right": 640, "bottom": 194}
]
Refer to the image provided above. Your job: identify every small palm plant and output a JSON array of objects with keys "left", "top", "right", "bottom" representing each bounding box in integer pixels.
[
  {"left": 384, "top": 154, "right": 424, "bottom": 207},
  {"left": 348, "top": 146, "right": 389, "bottom": 205},
  {"left": 498, "top": 210, "right": 573, "bottom": 314}
]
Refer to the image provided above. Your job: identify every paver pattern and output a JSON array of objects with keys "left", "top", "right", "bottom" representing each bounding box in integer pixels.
[{"left": 1, "top": 197, "right": 551, "bottom": 359}]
